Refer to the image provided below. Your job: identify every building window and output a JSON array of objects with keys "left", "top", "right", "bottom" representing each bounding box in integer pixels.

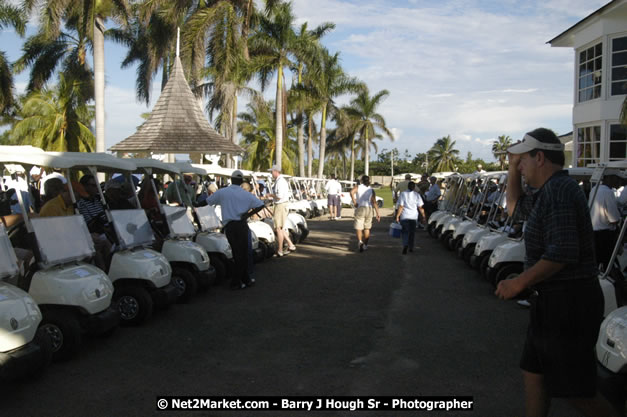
[
  {"left": 576, "top": 126, "right": 601, "bottom": 167},
  {"left": 609, "top": 124, "right": 627, "bottom": 161},
  {"left": 578, "top": 43, "right": 602, "bottom": 102},
  {"left": 611, "top": 36, "right": 627, "bottom": 96}
]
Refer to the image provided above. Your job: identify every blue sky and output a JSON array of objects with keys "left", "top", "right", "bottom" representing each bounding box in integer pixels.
[{"left": 1, "top": 0, "right": 611, "bottom": 164}]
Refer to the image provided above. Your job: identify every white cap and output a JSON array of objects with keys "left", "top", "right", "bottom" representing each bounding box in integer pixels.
[
  {"left": 269, "top": 164, "right": 281, "bottom": 172},
  {"left": 507, "top": 134, "right": 565, "bottom": 154},
  {"left": 30, "top": 166, "right": 42, "bottom": 176},
  {"left": 231, "top": 170, "right": 244, "bottom": 179}
]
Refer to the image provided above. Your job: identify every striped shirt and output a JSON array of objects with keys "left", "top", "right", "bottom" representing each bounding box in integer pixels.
[
  {"left": 77, "top": 197, "right": 108, "bottom": 224},
  {"left": 516, "top": 170, "right": 596, "bottom": 282}
]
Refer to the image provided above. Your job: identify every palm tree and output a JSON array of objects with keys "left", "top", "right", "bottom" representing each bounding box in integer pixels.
[
  {"left": 9, "top": 74, "right": 95, "bottom": 152},
  {"left": 302, "top": 50, "right": 364, "bottom": 178},
  {"left": 290, "top": 21, "right": 334, "bottom": 177},
  {"left": 428, "top": 135, "right": 459, "bottom": 172},
  {"left": 492, "top": 134, "right": 512, "bottom": 170},
  {"left": 23, "top": 0, "right": 129, "bottom": 152},
  {"left": 0, "top": 0, "right": 25, "bottom": 115},
  {"left": 248, "top": 1, "right": 299, "bottom": 170},
  {"left": 344, "top": 87, "right": 394, "bottom": 175},
  {"left": 238, "top": 97, "right": 296, "bottom": 173}
]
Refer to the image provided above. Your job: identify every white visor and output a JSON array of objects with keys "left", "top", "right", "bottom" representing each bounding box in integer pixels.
[{"left": 507, "top": 134, "right": 565, "bottom": 154}]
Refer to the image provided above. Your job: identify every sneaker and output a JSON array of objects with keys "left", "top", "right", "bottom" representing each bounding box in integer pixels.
[
  {"left": 288, "top": 245, "right": 296, "bottom": 251},
  {"left": 359, "top": 241, "right": 364, "bottom": 252},
  {"left": 276, "top": 251, "right": 286, "bottom": 257},
  {"left": 230, "top": 283, "right": 247, "bottom": 290},
  {"left": 335, "top": 216, "right": 341, "bottom": 220},
  {"left": 363, "top": 244, "right": 368, "bottom": 251},
  {"left": 517, "top": 299, "right": 530, "bottom": 308}
]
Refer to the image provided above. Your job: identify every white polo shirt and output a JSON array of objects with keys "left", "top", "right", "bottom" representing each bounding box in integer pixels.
[
  {"left": 273, "top": 175, "right": 290, "bottom": 204},
  {"left": 398, "top": 190, "right": 424, "bottom": 220},
  {"left": 205, "top": 185, "right": 263, "bottom": 225},
  {"left": 589, "top": 184, "right": 621, "bottom": 231},
  {"left": 356, "top": 184, "right": 374, "bottom": 208},
  {"left": 325, "top": 179, "right": 342, "bottom": 195}
]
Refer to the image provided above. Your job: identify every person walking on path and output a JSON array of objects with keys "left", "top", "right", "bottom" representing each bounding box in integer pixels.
[
  {"left": 268, "top": 165, "right": 296, "bottom": 257},
  {"left": 395, "top": 181, "right": 427, "bottom": 254},
  {"left": 325, "top": 174, "right": 342, "bottom": 220},
  {"left": 350, "top": 175, "right": 381, "bottom": 252},
  {"left": 495, "top": 128, "right": 618, "bottom": 417},
  {"left": 205, "top": 170, "right": 265, "bottom": 290}
]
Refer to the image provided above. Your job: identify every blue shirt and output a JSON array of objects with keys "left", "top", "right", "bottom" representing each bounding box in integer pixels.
[
  {"left": 516, "top": 170, "right": 596, "bottom": 282},
  {"left": 205, "top": 185, "right": 263, "bottom": 225}
]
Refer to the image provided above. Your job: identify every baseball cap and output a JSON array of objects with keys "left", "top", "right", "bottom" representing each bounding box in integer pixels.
[
  {"left": 507, "top": 134, "right": 565, "bottom": 155},
  {"left": 405, "top": 174, "right": 411, "bottom": 180},
  {"left": 268, "top": 164, "right": 281, "bottom": 172},
  {"left": 231, "top": 170, "right": 244, "bottom": 179}
]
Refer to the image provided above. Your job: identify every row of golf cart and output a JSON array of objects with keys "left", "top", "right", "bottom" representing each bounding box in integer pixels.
[
  {"left": 426, "top": 163, "right": 627, "bottom": 411},
  {"left": 0, "top": 148, "right": 313, "bottom": 382}
]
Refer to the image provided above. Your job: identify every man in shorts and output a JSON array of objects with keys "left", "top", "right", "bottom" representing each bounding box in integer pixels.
[
  {"left": 324, "top": 174, "right": 342, "bottom": 220},
  {"left": 495, "top": 128, "right": 618, "bottom": 417},
  {"left": 269, "top": 164, "right": 296, "bottom": 257},
  {"left": 350, "top": 175, "right": 381, "bottom": 252}
]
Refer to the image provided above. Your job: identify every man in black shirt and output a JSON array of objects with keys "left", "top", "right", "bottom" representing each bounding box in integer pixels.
[{"left": 495, "top": 128, "right": 617, "bottom": 417}]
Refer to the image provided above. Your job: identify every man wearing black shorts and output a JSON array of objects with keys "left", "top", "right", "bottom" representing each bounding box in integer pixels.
[{"left": 495, "top": 128, "right": 618, "bottom": 417}]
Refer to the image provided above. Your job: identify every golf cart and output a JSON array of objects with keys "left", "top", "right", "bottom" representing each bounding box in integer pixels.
[
  {"left": 48, "top": 152, "right": 177, "bottom": 326},
  {"left": 0, "top": 222, "right": 52, "bottom": 379},
  {"left": 0, "top": 150, "right": 119, "bottom": 360},
  {"left": 436, "top": 173, "right": 482, "bottom": 243},
  {"left": 427, "top": 174, "right": 468, "bottom": 238},
  {"left": 132, "top": 159, "right": 215, "bottom": 301}
]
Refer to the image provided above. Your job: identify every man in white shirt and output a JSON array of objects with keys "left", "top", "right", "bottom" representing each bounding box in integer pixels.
[
  {"left": 424, "top": 176, "right": 441, "bottom": 219},
  {"left": 324, "top": 174, "right": 342, "bottom": 220},
  {"left": 350, "top": 175, "right": 381, "bottom": 252},
  {"left": 269, "top": 165, "right": 296, "bottom": 256},
  {"left": 205, "top": 170, "right": 265, "bottom": 289},
  {"left": 589, "top": 174, "right": 622, "bottom": 270},
  {"left": 395, "top": 181, "right": 427, "bottom": 254}
]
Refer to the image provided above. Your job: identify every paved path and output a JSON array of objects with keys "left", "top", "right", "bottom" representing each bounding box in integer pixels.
[{"left": 2, "top": 209, "right": 581, "bottom": 416}]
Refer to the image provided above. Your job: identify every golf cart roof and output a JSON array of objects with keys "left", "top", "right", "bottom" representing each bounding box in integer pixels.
[
  {"left": 0, "top": 151, "right": 80, "bottom": 170},
  {"left": 192, "top": 164, "right": 236, "bottom": 177},
  {"left": 132, "top": 158, "right": 181, "bottom": 175},
  {"left": 46, "top": 152, "right": 137, "bottom": 172},
  {"left": 172, "top": 162, "right": 205, "bottom": 176}
]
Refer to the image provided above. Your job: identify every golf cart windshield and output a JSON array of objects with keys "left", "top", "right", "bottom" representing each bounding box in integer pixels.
[
  {"left": 109, "top": 209, "right": 155, "bottom": 249},
  {"left": 163, "top": 206, "right": 196, "bottom": 238},
  {"left": 0, "top": 224, "right": 19, "bottom": 279},
  {"left": 30, "top": 215, "right": 95, "bottom": 268},
  {"left": 194, "top": 205, "right": 222, "bottom": 231}
]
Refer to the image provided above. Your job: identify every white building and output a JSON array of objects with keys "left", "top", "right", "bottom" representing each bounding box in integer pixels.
[{"left": 549, "top": 0, "right": 627, "bottom": 167}]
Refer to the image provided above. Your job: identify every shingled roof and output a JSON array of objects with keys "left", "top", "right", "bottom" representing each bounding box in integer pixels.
[{"left": 109, "top": 55, "right": 243, "bottom": 155}]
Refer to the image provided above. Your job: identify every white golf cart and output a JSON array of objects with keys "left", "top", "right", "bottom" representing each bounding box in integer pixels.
[
  {"left": 0, "top": 151, "right": 119, "bottom": 360},
  {"left": 454, "top": 172, "right": 508, "bottom": 260},
  {"left": 427, "top": 174, "right": 467, "bottom": 237},
  {"left": 49, "top": 152, "right": 177, "bottom": 326},
  {"left": 436, "top": 173, "right": 482, "bottom": 243},
  {"left": 0, "top": 223, "right": 52, "bottom": 380},
  {"left": 132, "top": 159, "right": 215, "bottom": 301}
]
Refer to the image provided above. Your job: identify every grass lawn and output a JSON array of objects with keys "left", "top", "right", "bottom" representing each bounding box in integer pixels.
[{"left": 373, "top": 186, "right": 393, "bottom": 209}]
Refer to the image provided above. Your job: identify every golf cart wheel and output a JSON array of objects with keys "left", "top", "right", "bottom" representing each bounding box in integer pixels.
[
  {"left": 440, "top": 231, "right": 452, "bottom": 247},
  {"left": 209, "top": 254, "right": 227, "bottom": 283},
  {"left": 39, "top": 309, "right": 82, "bottom": 362},
  {"left": 427, "top": 223, "right": 435, "bottom": 237},
  {"left": 434, "top": 225, "right": 443, "bottom": 239},
  {"left": 446, "top": 234, "right": 458, "bottom": 251},
  {"left": 377, "top": 200, "right": 383, "bottom": 208},
  {"left": 289, "top": 229, "right": 301, "bottom": 246},
  {"left": 463, "top": 244, "right": 476, "bottom": 265},
  {"left": 172, "top": 267, "right": 198, "bottom": 304},
  {"left": 115, "top": 286, "right": 153, "bottom": 326},
  {"left": 479, "top": 253, "right": 491, "bottom": 279},
  {"left": 305, "top": 209, "right": 312, "bottom": 219},
  {"left": 494, "top": 263, "right": 523, "bottom": 287},
  {"left": 298, "top": 224, "right": 308, "bottom": 243}
]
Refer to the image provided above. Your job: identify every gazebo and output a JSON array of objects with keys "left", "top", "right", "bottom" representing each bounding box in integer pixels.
[{"left": 109, "top": 52, "right": 243, "bottom": 162}]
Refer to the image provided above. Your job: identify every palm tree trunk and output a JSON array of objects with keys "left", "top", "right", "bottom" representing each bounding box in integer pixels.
[
  {"left": 94, "top": 16, "right": 106, "bottom": 153},
  {"left": 364, "top": 129, "right": 370, "bottom": 176},
  {"left": 231, "top": 95, "right": 238, "bottom": 168},
  {"left": 317, "top": 104, "right": 327, "bottom": 178},
  {"left": 275, "top": 65, "right": 283, "bottom": 169},
  {"left": 307, "top": 112, "right": 313, "bottom": 177},
  {"left": 350, "top": 136, "right": 355, "bottom": 182},
  {"left": 297, "top": 117, "right": 305, "bottom": 177},
  {"left": 242, "top": 0, "right": 253, "bottom": 61}
]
